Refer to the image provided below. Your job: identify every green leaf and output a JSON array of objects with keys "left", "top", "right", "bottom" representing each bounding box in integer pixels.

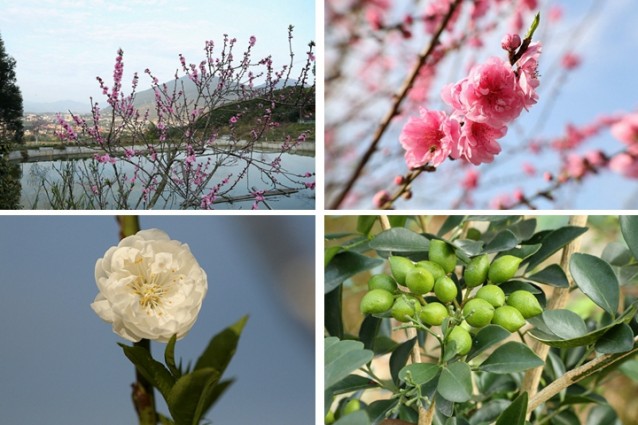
[
  {"left": 453, "top": 239, "right": 484, "bottom": 257},
  {"left": 201, "top": 379, "right": 234, "bottom": 413},
  {"left": 570, "top": 253, "right": 619, "bottom": 316},
  {"left": 539, "top": 309, "right": 588, "bottom": 339},
  {"left": 602, "top": 242, "right": 632, "bottom": 266},
  {"left": 501, "top": 243, "right": 541, "bottom": 261},
  {"left": 438, "top": 216, "right": 466, "bottom": 237},
  {"left": 357, "top": 216, "right": 377, "bottom": 235},
  {"left": 167, "top": 367, "right": 220, "bottom": 425},
  {"left": 485, "top": 230, "right": 519, "bottom": 253},
  {"left": 508, "top": 219, "right": 537, "bottom": 242},
  {"left": 527, "top": 264, "right": 569, "bottom": 288},
  {"left": 165, "top": 334, "right": 181, "bottom": 378},
  {"left": 358, "top": 315, "right": 381, "bottom": 351},
  {"left": 118, "top": 343, "right": 175, "bottom": 400},
  {"left": 398, "top": 363, "right": 440, "bottom": 385},
  {"left": 158, "top": 413, "right": 176, "bottom": 425},
  {"left": 466, "top": 325, "right": 511, "bottom": 361},
  {"left": 369, "top": 228, "right": 430, "bottom": 252},
  {"left": 595, "top": 323, "right": 635, "bottom": 354},
  {"left": 389, "top": 337, "right": 416, "bottom": 386},
  {"left": 367, "top": 399, "right": 396, "bottom": 423},
  {"left": 194, "top": 315, "right": 248, "bottom": 376},
  {"left": 325, "top": 252, "right": 384, "bottom": 293},
  {"left": 524, "top": 226, "right": 588, "bottom": 270},
  {"left": 619, "top": 359, "right": 638, "bottom": 382},
  {"left": 329, "top": 374, "right": 379, "bottom": 395},
  {"left": 325, "top": 246, "right": 342, "bottom": 267},
  {"left": 620, "top": 216, "right": 638, "bottom": 260},
  {"left": 495, "top": 392, "right": 528, "bottom": 425},
  {"left": 389, "top": 216, "right": 409, "bottom": 228},
  {"left": 333, "top": 410, "right": 370, "bottom": 425},
  {"left": 325, "top": 337, "right": 373, "bottom": 389},
  {"left": 479, "top": 342, "right": 543, "bottom": 374},
  {"left": 437, "top": 362, "right": 473, "bottom": 403},
  {"left": 586, "top": 404, "right": 620, "bottom": 425},
  {"left": 325, "top": 286, "right": 343, "bottom": 338}
]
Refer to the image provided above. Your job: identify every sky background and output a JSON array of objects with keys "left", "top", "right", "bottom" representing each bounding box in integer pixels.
[
  {"left": 0, "top": 215, "right": 315, "bottom": 424},
  {"left": 0, "top": 0, "right": 315, "bottom": 105}
]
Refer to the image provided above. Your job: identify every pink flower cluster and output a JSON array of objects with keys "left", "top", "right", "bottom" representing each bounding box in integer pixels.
[
  {"left": 400, "top": 40, "right": 542, "bottom": 168},
  {"left": 609, "top": 112, "right": 638, "bottom": 178}
]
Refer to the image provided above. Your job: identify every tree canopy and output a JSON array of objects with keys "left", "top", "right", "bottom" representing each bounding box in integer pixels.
[{"left": 0, "top": 32, "right": 23, "bottom": 145}]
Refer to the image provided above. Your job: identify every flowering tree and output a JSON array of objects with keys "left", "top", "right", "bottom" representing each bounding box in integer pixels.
[
  {"left": 93, "top": 216, "right": 248, "bottom": 424},
  {"left": 325, "top": 215, "right": 638, "bottom": 424},
  {"left": 325, "top": 1, "right": 638, "bottom": 209},
  {"left": 52, "top": 27, "right": 315, "bottom": 210}
]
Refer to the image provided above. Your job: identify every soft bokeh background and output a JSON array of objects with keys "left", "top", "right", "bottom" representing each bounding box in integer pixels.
[{"left": 0, "top": 215, "right": 314, "bottom": 424}]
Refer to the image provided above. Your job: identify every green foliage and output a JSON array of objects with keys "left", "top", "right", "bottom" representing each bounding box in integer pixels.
[
  {"left": 0, "top": 32, "right": 24, "bottom": 146},
  {"left": 119, "top": 316, "right": 248, "bottom": 425},
  {"left": 324, "top": 215, "right": 638, "bottom": 424}
]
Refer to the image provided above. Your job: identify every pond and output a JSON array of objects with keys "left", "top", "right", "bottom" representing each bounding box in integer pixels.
[{"left": 16, "top": 149, "right": 315, "bottom": 210}]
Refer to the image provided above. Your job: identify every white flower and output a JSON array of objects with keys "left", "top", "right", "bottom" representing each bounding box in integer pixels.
[{"left": 91, "top": 229, "right": 207, "bottom": 342}]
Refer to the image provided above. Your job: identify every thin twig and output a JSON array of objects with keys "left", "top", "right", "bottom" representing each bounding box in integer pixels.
[{"left": 329, "top": 0, "right": 463, "bottom": 209}]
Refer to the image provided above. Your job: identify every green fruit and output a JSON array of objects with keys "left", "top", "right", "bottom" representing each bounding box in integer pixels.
[
  {"left": 360, "top": 289, "right": 394, "bottom": 314},
  {"left": 466, "top": 228, "right": 482, "bottom": 241},
  {"left": 492, "top": 305, "right": 526, "bottom": 332},
  {"left": 389, "top": 256, "right": 414, "bottom": 286},
  {"left": 342, "top": 399, "right": 361, "bottom": 416},
  {"left": 507, "top": 290, "right": 543, "bottom": 319},
  {"left": 447, "top": 326, "right": 472, "bottom": 355},
  {"left": 368, "top": 274, "right": 398, "bottom": 292},
  {"left": 428, "top": 239, "right": 457, "bottom": 273},
  {"left": 406, "top": 267, "right": 434, "bottom": 294},
  {"left": 462, "top": 298, "right": 495, "bottom": 328},
  {"left": 416, "top": 260, "right": 446, "bottom": 281},
  {"left": 488, "top": 255, "right": 522, "bottom": 284},
  {"left": 419, "top": 302, "right": 449, "bottom": 326},
  {"left": 434, "top": 276, "right": 458, "bottom": 303},
  {"left": 464, "top": 254, "right": 490, "bottom": 288},
  {"left": 325, "top": 410, "right": 335, "bottom": 424},
  {"left": 391, "top": 297, "right": 418, "bottom": 322},
  {"left": 476, "top": 284, "right": 506, "bottom": 307}
]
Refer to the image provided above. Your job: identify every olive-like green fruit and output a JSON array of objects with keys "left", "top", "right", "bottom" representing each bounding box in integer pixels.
[
  {"left": 434, "top": 276, "right": 458, "bottom": 303},
  {"left": 325, "top": 410, "right": 336, "bottom": 424},
  {"left": 447, "top": 326, "right": 473, "bottom": 355},
  {"left": 419, "top": 302, "right": 449, "bottom": 326},
  {"left": 488, "top": 255, "right": 523, "bottom": 284},
  {"left": 428, "top": 239, "right": 457, "bottom": 274},
  {"left": 416, "top": 260, "right": 446, "bottom": 281},
  {"left": 462, "top": 298, "right": 495, "bottom": 328},
  {"left": 391, "top": 297, "right": 417, "bottom": 322},
  {"left": 476, "top": 284, "right": 506, "bottom": 307},
  {"left": 389, "top": 256, "right": 414, "bottom": 286},
  {"left": 492, "top": 305, "right": 526, "bottom": 332},
  {"left": 466, "top": 228, "right": 482, "bottom": 241},
  {"left": 507, "top": 290, "right": 543, "bottom": 319},
  {"left": 360, "top": 289, "right": 394, "bottom": 314},
  {"left": 406, "top": 267, "right": 434, "bottom": 295},
  {"left": 341, "top": 399, "right": 361, "bottom": 416},
  {"left": 368, "top": 274, "right": 398, "bottom": 292},
  {"left": 464, "top": 254, "right": 490, "bottom": 288}
]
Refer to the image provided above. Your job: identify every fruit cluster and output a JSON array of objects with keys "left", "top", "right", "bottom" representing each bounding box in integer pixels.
[{"left": 359, "top": 240, "right": 543, "bottom": 356}]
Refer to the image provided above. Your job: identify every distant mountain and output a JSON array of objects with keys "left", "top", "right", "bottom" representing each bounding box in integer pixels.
[{"left": 23, "top": 99, "right": 92, "bottom": 114}]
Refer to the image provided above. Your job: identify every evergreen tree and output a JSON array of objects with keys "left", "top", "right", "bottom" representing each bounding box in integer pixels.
[
  {"left": 0, "top": 32, "right": 23, "bottom": 146},
  {"left": 0, "top": 32, "right": 22, "bottom": 208}
]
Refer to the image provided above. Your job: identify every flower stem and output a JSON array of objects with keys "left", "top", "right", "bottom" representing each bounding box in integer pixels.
[{"left": 116, "top": 215, "right": 157, "bottom": 425}]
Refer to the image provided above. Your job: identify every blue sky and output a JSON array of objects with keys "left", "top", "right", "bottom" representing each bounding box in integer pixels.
[
  {"left": 0, "top": 0, "right": 315, "bottom": 104},
  {"left": 0, "top": 215, "right": 315, "bottom": 424}
]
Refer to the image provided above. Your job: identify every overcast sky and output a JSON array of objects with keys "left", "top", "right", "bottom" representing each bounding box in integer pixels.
[
  {"left": 0, "top": 215, "right": 315, "bottom": 424},
  {"left": 0, "top": 0, "right": 315, "bottom": 104}
]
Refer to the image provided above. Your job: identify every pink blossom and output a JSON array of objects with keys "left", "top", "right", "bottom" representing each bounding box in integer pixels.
[
  {"left": 230, "top": 116, "right": 238, "bottom": 124},
  {"left": 561, "top": 53, "right": 581, "bottom": 70},
  {"left": 372, "top": 190, "right": 390, "bottom": 208},
  {"left": 611, "top": 113, "right": 638, "bottom": 145},
  {"left": 563, "top": 154, "right": 587, "bottom": 179},
  {"left": 249, "top": 35, "right": 256, "bottom": 47},
  {"left": 461, "top": 169, "right": 479, "bottom": 190},
  {"left": 501, "top": 34, "right": 521, "bottom": 52},
  {"left": 522, "top": 162, "right": 536, "bottom": 176},
  {"left": 452, "top": 119, "right": 507, "bottom": 165},
  {"left": 424, "top": 0, "right": 461, "bottom": 35},
  {"left": 399, "top": 108, "right": 459, "bottom": 168},
  {"left": 548, "top": 5, "right": 563, "bottom": 22},
  {"left": 490, "top": 193, "right": 513, "bottom": 209},
  {"left": 444, "top": 57, "right": 525, "bottom": 128},
  {"left": 516, "top": 42, "right": 542, "bottom": 108},
  {"left": 610, "top": 153, "right": 638, "bottom": 178}
]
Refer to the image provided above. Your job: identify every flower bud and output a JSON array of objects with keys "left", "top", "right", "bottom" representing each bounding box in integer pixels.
[{"left": 501, "top": 33, "right": 522, "bottom": 51}]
